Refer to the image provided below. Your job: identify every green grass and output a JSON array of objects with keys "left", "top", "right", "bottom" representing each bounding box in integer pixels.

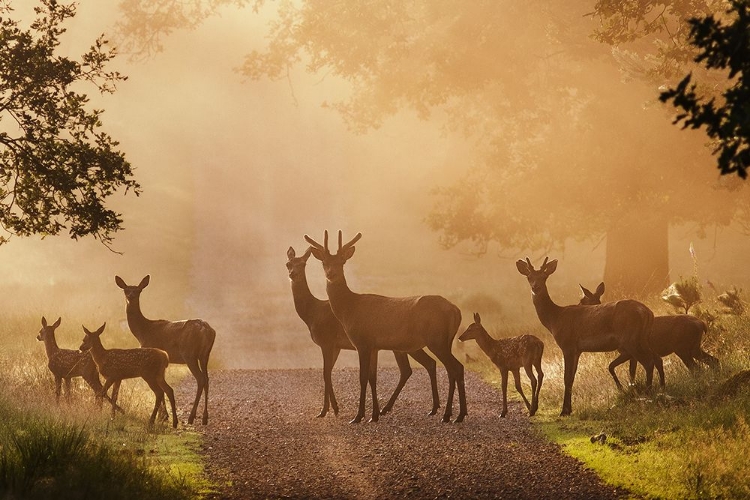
[
  {"left": 465, "top": 314, "right": 750, "bottom": 499},
  {"left": 0, "top": 313, "right": 213, "bottom": 499}
]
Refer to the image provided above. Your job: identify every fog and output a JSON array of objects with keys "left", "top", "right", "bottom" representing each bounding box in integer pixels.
[{"left": 2, "top": 2, "right": 748, "bottom": 369}]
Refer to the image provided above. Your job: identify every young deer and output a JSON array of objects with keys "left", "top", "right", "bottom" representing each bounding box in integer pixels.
[
  {"left": 517, "top": 257, "right": 661, "bottom": 416},
  {"left": 305, "top": 230, "right": 466, "bottom": 424},
  {"left": 79, "top": 323, "right": 178, "bottom": 428},
  {"left": 115, "top": 275, "right": 215, "bottom": 425},
  {"left": 459, "top": 313, "right": 544, "bottom": 417},
  {"left": 287, "top": 246, "right": 441, "bottom": 417},
  {"left": 37, "top": 316, "right": 121, "bottom": 412},
  {"left": 579, "top": 282, "right": 719, "bottom": 385}
]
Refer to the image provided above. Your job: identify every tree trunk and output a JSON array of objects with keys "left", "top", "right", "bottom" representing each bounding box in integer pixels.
[{"left": 603, "top": 212, "right": 670, "bottom": 299}]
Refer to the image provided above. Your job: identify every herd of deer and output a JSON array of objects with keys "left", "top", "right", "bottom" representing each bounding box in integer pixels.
[
  {"left": 288, "top": 231, "right": 720, "bottom": 422},
  {"left": 37, "top": 276, "right": 216, "bottom": 428},
  {"left": 35, "top": 230, "right": 719, "bottom": 428}
]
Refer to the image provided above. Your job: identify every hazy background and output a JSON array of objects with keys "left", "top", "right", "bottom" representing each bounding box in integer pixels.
[{"left": 3, "top": 2, "right": 748, "bottom": 369}]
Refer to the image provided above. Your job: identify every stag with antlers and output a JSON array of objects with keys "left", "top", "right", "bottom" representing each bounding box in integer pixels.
[
  {"left": 516, "top": 257, "right": 661, "bottom": 416},
  {"left": 287, "top": 246, "right": 441, "bottom": 417},
  {"left": 305, "top": 231, "right": 466, "bottom": 423}
]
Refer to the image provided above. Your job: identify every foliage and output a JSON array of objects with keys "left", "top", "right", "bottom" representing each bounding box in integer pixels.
[
  {"left": 0, "top": 0, "right": 139, "bottom": 247},
  {"left": 717, "top": 285, "right": 745, "bottom": 315},
  {"left": 662, "top": 275, "right": 703, "bottom": 313},
  {"left": 659, "top": 0, "right": 750, "bottom": 178}
]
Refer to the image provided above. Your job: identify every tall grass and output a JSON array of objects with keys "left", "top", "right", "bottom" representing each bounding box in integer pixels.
[{"left": 0, "top": 312, "right": 208, "bottom": 499}]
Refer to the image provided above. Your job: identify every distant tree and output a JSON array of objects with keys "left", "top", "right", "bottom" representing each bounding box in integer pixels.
[
  {"left": 658, "top": 0, "right": 750, "bottom": 178},
  {"left": 115, "top": 1, "right": 749, "bottom": 296},
  {"left": 0, "top": 0, "right": 138, "bottom": 247}
]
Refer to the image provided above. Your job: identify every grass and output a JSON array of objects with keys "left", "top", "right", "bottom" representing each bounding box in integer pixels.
[
  {"left": 0, "top": 312, "right": 214, "bottom": 499},
  {"left": 465, "top": 313, "right": 750, "bottom": 499}
]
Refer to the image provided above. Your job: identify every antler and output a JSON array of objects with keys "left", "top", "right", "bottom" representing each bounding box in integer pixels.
[
  {"left": 339, "top": 230, "right": 362, "bottom": 251},
  {"left": 304, "top": 230, "right": 329, "bottom": 252},
  {"left": 525, "top": 257, "right": 535, "bottom": 271}
]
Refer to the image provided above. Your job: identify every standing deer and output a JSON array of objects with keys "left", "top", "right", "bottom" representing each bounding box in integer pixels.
[
  {"left": 115, "top": 275, "right": 215, "bottom": 425},
  {"left": 459, "top": 313, "right": 544, "bottom": 417},
  {"left": 287, "top": 246, "right": 441, "bottom": 417},
  {"left": 305, "top": 231, "right": 466, "bottom": 424},
  {"left": 37, "top": 316, "right": 122, "bottom": 412},
  {"left": 516, "top": 257, "right": 661, "bottom": 416},
  {"left": 579, "top": 282, "right": 719, "bottom": 385},
  {"left": 79, "top": 323, "right": 178, "bottom": 428}
]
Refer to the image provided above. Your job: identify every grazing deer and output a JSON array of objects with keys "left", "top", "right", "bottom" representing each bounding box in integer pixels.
[
  {"left": 115, "top": 275, "right": 215, "bottom": 425},
  {"left": 287, "top": 246, "right": 441, "bottom": 417},
  {"left": 459, "top": 313, "right": 544, "bottom": 417},
  {"left": 579, "top": 282, "right": 719, "bottom": 385},
  {"left": 37, "top": 316, "right": 122, "bottom": 412},
  {"left": 305, "top": 231, "right": 466, "bottom": 424},
  {"left": 516, "top": 257, "right": 661, "bottom": 416},
  {"left": 79, "top": 323, "right": 178, "bottom": 428}
]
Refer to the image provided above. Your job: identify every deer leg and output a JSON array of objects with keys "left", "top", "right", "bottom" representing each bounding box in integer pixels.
[
  {"left": 499, "top": 369, "right": 509, "bottom": 417},
  {"left": 523, "top": 365, "right": 538, "bottom": 416},
  {"left": 64, "top": 378, "right": 72, "bottom": 402},
  {"left": 186, "top": 358, "right": 204, "bottom": 425},
  {"left": 54, "top": 376, "right": 62, "bottom": 404},
  {"left": 431, "top": 345, "right": 466, "bottom": 423},
  {"left": 319, "top": 346, "right": 336, "bottom": 418},
  {"left": 158, "top": 377, "right": 178, "bottom": 429},
  {"left": 409, "top": 349, "right": 440, "bottom": 416},
  {"left": 329, "top": 348, "right": 341, "bottom": 416},
  {"left": 512, "top": 368, "right": 532, "bottom": 414},
  {"left": 199, "top": 352, "right": 210, "bottom": 425},
  {"left": 561, "top": 351, "right": 580, "bottom": 416},
  {"left": 352, "top": 347, "right": 371, "bottom": 424},
  {"left": 145, "top": 379, "right": 165, "bottom": 427},
  {"left": 531, "top": 358, "right": 544, "bottom": 415},
  {"left": 628, "top": 359, "right": 638, "bottom": 385},
  {"left": 368, "top": 350, "right": 380, "bottom": 423},
  {"left": 381, "top": 351, "right": 411, "bottom": 416},
  {"left": 608, "top": 352, "right": 630, "bottom": 391}
]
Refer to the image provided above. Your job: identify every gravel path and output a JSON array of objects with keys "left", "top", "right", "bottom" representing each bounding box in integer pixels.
[{"left": 176, "top": 367, "right": 629, "bottom": 499}]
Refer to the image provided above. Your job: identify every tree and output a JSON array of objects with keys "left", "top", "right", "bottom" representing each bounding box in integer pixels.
[
  {"left": 658, "top": 0, "right": 750, "bottom": 178},
  {"left": 0, "top": 0, "right": 138, "bottom": 247},
  {"left": 115, "top": 1, "right": 748, "bottom": 296}
]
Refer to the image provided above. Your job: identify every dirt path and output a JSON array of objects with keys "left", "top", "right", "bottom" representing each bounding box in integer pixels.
[{"left": 176, "top": 368, "right": 628, "bottom": 499}]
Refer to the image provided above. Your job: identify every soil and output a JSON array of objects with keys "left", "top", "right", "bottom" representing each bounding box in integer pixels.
[{"left": 175, "top": 367, "right": 629, "bottom": 499}]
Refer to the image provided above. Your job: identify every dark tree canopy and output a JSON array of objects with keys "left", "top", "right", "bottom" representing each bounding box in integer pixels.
[
  {"left": 659, "top": 0, "right": 750, "bottom": 178},
  {"left": 0, "top": 0, "right": 138, "bottom": 246}
]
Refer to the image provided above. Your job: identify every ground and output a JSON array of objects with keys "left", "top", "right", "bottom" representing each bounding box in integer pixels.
[{"left": 176, "top": 367, "right": 629, "bottom": 499}]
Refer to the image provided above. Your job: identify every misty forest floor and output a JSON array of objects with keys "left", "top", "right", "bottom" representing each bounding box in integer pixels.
[{"left": 176, "top": 367, "right": 629, "bottom": 500}]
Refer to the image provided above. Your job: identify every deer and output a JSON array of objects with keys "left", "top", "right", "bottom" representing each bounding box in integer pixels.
[
  {"left": 79, "top": 323, "right": 178, "bottom": 428},
  {"left": 305, "top": 230, "right": 467, "bottom": 424},
  {"left": 516, "top": 257, "right": 662, "bottom": 416},
  {"left": 37, "top": 316, "right": 122, "bottom": 412},
  {"left": 579, "top": 282, "right": 719, "bottom": 385},
  {"left": 459, "top": 313, "right": 544, "bottom": 418},
  {"left": 115, "top": 275, "right": 215, "bottom": 425},
  {"left": 287, "top": 246, "right": 441, "bottom": 417}
]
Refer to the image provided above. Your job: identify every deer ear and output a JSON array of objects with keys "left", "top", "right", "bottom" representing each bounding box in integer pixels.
[
  {"left": 52, "top": 317, "right": 61, "bottom": 329},
  {"left": 340, "top": 245, "right": 356, "bottom": 261},
  {"left": 287, "top": 247, "right": 296, "bottom": 260},
  {"left": 580, "top": 285, "right": 593, "bottom": 298},
  {"left": 309, "top": 247, "right": 325, "bottom": 261},
  {"left": 596, "top": 282, "right": 605, "bottom": 296},
  {"left": 301, "top": 246, "right": 313, "bottom": 261},
  {"left": 42, "top": 316, "right": 47, "bottom": 327},
  {"left": 474, "top": 312, "right": 481, "bottom": 324},
  {"left": 115, "top": 276, "right": 127, "bottom": 289},
  {"left": 543, "top": 259, "right": 558, "bottom": 275},
  {"left": 95, "top": 323, "right": 106, "bottom": 335},
  {"left": 82, "top": 325, "right": 91, "bottom": 335},
  {"left": 516, "top": 259, "right": 530, "bottom": 276},
  {"left": 138, "top": 275, "right": 150, "bottom": 289}
]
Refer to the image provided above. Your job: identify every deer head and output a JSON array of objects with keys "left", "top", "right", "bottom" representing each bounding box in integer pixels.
[
  {"left": 459, "top": 312, "right": 485, "bottom": 342},
  {"left": 579, "top": 282, "right": 605, "bottom": 305},
  {"left": 286, "top": 246, "right": 313, "bottom": 281},
  {"left": 516, "top": 257, "right": 558, "bottom": 295},
  {"left": 115, "top": 275, "right": 150, "bottom": 303},
  {"left": 37, "top": 316, "right": 61, "bottom": 342},
  {"left": 79, "top": 323, "right": 107, "bottom": 352},
  {"left": 304, "top": 230, "right": 362, "bottom": 283}
]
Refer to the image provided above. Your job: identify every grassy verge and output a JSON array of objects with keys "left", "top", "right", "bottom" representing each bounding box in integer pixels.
[
  {"left": 0, "top": 313, "right": 215, "bottom": 499},
  {"left": 463, "top": 314, "right": 750, "bottom": 499}
]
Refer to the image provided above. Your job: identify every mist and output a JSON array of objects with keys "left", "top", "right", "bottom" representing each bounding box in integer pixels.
[{"left": 3, "top": 2, "right": 748, "bottom": 370}]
